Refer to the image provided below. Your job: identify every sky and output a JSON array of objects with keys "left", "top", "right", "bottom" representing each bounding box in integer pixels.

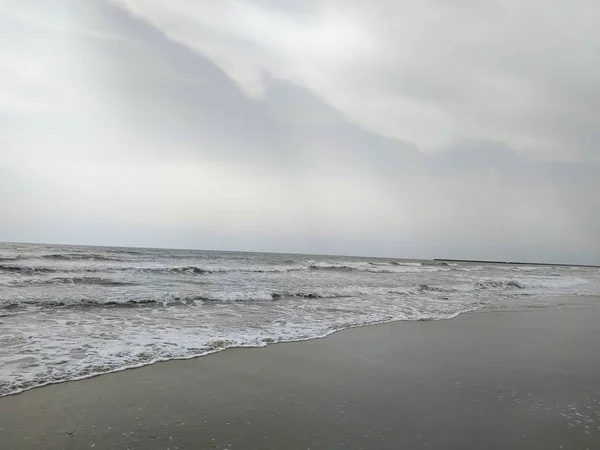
[{"left": 1, "top": 0, "right": 599, "bottom": 264}]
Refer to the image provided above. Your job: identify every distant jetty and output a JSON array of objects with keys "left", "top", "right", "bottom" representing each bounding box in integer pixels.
[{"left": 433, "top": 258, "right": 600, "bottom": 268}]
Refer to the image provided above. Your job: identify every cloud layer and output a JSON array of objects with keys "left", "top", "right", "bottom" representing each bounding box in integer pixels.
[
  {"left": 1, "top": 0, "right": 599, "bottom": 263},
  {"left": 115, "top": 0, "right": 600, "bottom": 162}
]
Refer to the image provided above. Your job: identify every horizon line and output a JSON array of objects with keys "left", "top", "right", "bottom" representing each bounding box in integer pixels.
[{"left": 1, "top": 240, "right": 598, "bottom": 268}]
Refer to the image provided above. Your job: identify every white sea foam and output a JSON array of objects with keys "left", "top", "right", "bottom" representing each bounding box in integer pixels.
[
  {"left": 0, "top": 294, "right": 479, "bottom": 397},
  {"left": 474, "top": 276, "right": 586, "bottom": 292},
  {"left": 306, "top": 261, "right": 446, "bottom": 273}
]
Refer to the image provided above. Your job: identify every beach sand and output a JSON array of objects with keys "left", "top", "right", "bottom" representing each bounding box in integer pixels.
[{"left": 1, "top": 306, "right": 599, "bottom": 449}]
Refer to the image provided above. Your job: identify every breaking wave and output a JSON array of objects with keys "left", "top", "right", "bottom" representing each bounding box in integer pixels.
[
  {"left": 307, "top": 261, "right": 445, "bottom": 273},
  {"left": 0, "top": 260, "right": 457, "bottom": 276},
  {"left": 2, "top": 274, "right": 588, "bottom": 310},
  {"left": 167, "top": 266, "right": 212, "bottom": 275},
  {"left": 40, "top": 253, "right": 125, "bottom": 262},
  {"left": 0, "top": 298, "right": 159, "bottom": 310},
  {"left": 0, "top": 264, "right": 54, "bottom": 274},
  {"left": 5, "top": 277, "right": 135, "bottom": 288},
  {"left": 0, "top": 283, "right": 456, "bottom": 309},
  {"left": 184, "top": 284, "right": 459, "bottom": 303},
  {"left": 474, "top": 277, "right": 586, "bottom": 291},
  {"left": 475, "top": 279, "right": 525, "bottom": 290},
  {"left": 0, "top": 256, "right": 22, "bottom": 262}
]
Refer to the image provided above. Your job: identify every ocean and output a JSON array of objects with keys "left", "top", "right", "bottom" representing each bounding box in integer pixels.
[{"left": 1, "top": 242, "right": 599, "bottom": 397}]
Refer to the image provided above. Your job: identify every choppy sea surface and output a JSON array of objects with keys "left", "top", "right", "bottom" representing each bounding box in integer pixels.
[{"left": 1, "top": 242, "right": 599, "bottom": 396}]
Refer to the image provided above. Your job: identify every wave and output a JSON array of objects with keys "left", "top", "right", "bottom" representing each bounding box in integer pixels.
[
  {"left": 2, "top": 275, "right": 585, "bottom": 309},
  {"left": 0, "top": 256, "right": 22, "bottom": 262},
  {"left": 0, "top": 264, "right": 54, "bottom": 274},
  {"left": 6, "top": 277, "right": 135, "bottom": 288},
  {"left": 0, "top": 298, "right": 159, "bottom": 310},
  {"left": 1, "top": 264, "right": 587, "bottom": 312},
  {"left": 1, "top": 253, "right": 127, "bottom": 262},
  {"left": 153, "top": 265, "right": 306, "bottom": 275},
  {"left": 307, "top": 261, "right": 444, "bottom": 273},
  {"left": 0, "top": 283, "right": 457, "bottom": 309},
  {"left": 167, "top": 266, "right": 212, "bottom": 275},
  {"left": 474, "top": 276, "right": 585, "bottom": 291},
  {"left": 187, "top": 283, "right": 458, "bottom": 303},
  {"left": 308, "top": 263, "right": 362, "bottom": 271},
  {"left": 186, "top": 277, "right": 586, "bottom": 302},
  {"left": 0, "top": 260, "right": 446, "bottom": 276},
  {"left": 0, "top": 264, "right": 302, "bottom": 276},
  {"left": 40, "top": 253, "right": 124, "bottom": 262},
  {"left": 412, "top": 284, "right": 455, "bottom": 293},
  {"left": 420, "top": 261, "right": 451, "bottom": 267},
  {"left": 475, "top": 279, "right": 525, "bottom": 290},
  {"left": 157, "top": 262, "right": 443, "bottom": 275}
]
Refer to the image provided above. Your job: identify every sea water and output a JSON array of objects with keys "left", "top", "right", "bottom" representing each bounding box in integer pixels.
[{"left": 1, "top": 242, "right": 599, "bottom": 396}]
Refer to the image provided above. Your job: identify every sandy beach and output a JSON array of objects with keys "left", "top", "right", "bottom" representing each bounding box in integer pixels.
[{"left": 1, "top": 305, "right": 599, "bottom": 449}]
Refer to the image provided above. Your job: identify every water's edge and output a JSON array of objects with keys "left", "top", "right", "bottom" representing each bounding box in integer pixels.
[
  {"left": 8, "top": 303, "right": 599, "bottom": 399},
  {"left": 1, "top": 308, "right": 478, "bottom": 398}
]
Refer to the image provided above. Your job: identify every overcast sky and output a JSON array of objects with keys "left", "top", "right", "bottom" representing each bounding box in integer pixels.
[{"left": 1, "top": 0, "right": 599, "bottom": 263}]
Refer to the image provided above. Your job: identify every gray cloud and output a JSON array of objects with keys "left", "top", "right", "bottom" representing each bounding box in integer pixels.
[
  {"left": 110, "top": 0, "right": 600, "bottom": 162},
  {"left": 0, "top": 0, "right": 599, "bottom": 264}
]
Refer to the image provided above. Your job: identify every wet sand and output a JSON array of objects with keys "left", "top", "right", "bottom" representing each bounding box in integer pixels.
[{"left": 1, "top": 306, "right": 599, "bottom": 449}]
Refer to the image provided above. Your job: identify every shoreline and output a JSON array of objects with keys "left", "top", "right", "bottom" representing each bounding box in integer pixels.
[
  {"left": 0, "top": 302, "right": 593, "bottom": 399},
  {"left": 1, "top": 304, "right": 599, "bottom": 449},
  {"left": 0, "top": 307, "right": 479, "bottom": 399}
]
